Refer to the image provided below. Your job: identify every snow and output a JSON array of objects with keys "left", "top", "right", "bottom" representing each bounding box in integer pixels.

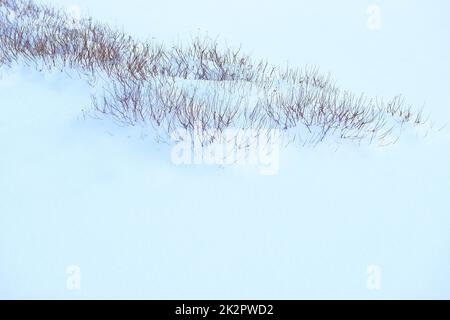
[{"left": 1, "top": 0, "right": 450, "bottom": 299}]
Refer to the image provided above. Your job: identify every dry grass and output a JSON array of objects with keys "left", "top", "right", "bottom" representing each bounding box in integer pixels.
[{"left": 0, "top": 0, "right": 427, "bottom": 146}]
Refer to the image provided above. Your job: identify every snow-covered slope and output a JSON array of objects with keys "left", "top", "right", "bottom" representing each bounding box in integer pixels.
[{"left": 1, "top": 0, "right": 450, "bottom": 299}]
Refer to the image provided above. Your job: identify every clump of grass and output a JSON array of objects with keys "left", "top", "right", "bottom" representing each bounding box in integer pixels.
[{"left": 0, "top": 0, "right": 427, "bottom": 147}]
